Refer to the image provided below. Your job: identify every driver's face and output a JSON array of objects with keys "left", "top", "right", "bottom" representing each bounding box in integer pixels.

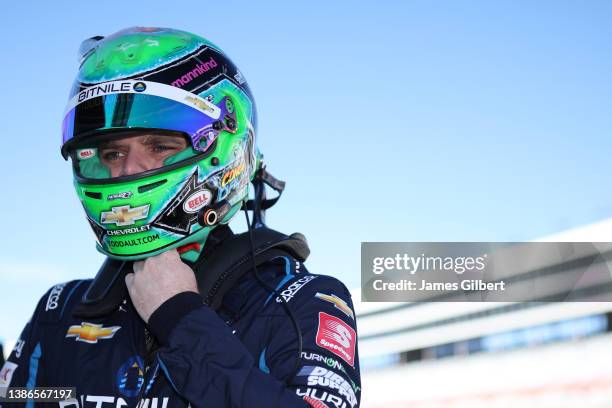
[{"left": 99, "top": 133, "right": 188, "bottom": 177}]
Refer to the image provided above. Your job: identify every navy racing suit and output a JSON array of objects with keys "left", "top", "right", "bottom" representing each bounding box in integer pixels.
[{"left": 0, "top": 256, "right": 361, "bottom": 407}]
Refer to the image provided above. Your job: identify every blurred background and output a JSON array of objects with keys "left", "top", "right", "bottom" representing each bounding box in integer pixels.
[{"left": 1, "top": 0, "right": 612, "bottom": 406}]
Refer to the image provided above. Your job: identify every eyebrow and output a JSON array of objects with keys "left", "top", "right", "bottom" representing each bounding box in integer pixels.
[
  {"left": 98, "top": 135, "right": 186, "bottom": 149},
  {"left": 98, "top": 141, "right": 124, "bottom": 150},
  {"left": 142, "top": 135, "right": 186, "bottom": 145}
]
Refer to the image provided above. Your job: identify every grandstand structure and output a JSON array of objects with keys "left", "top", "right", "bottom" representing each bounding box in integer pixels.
[{"left": 356, "top": 219, "right": 612, "bottom": 407}]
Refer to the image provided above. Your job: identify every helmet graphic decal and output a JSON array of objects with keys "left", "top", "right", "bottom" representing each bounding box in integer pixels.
[{"left": 151, "top": 167, "right": 216, "bottom": 235}]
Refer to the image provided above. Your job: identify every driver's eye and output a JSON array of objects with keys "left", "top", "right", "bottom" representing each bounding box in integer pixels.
[
  {"left": 101, "top": 150, "right": 124, "bottom": 161},
  {"left": 152, "top": 144, "right": 175, "bottom": 153}
]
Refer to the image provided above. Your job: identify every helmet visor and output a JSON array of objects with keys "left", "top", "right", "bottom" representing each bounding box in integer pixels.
[
  {"left": 70, "top": 131, "right": 201, "bottom": 181},
  {"left": 62, "top": 80, "right": 226, "bottom": 159}
]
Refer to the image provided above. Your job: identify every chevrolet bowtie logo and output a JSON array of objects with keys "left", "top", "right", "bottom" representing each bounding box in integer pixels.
[
  {"left": 66, "top": 322, "right": 121, "bottom": 344},
  {"left": 315, "top": 293, "right": 355, "bottom": 320},
  {"left": 185, "top": 95, "right": 215, "bottom": 113},
  {"left": 101, "top": 204, "right": 150, "bottom": 226}
]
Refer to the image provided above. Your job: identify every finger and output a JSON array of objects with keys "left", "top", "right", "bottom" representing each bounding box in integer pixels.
[
  {"left": 133, "top": 261, "right": 144, "bottom": 274},
  {"left": 160, "top": 249, "right": 178, "bottom": 260},
  {"left": 169, "top": 250, "right": 181, "bottom": 262}
]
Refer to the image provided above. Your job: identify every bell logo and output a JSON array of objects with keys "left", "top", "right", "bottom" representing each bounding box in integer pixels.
[
  {"left": 77, "top": 148, "right": 96, "bottom": 160},
  {"left": 183, "top": 190, "right": 212, "bottom": 213},
  {"left": 66, "top": 322, "right": 121, "bottom": 344},
  {"left": 101, "top": 204, "right": 150, "bottom": 226}
]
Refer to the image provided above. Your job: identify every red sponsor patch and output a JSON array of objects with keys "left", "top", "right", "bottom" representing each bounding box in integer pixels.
[
  {"left": 303, "top": 396, "right": 330, "bottom": 408},
  {"left": 315, "top": 311, "right": 356, "bottom": 367}
]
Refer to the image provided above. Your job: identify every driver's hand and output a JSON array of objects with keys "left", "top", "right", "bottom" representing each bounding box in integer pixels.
[{"left": 125, "top": 249, "right": 198, "bottom": 323}]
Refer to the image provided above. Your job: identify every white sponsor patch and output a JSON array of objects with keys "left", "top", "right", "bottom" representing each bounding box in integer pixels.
[{"left": 0, "top": 361, "right": 18, "bottom": 395}]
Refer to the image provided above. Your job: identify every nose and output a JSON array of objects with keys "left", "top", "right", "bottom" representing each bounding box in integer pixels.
[{"left": 120, "top": 148, "right": 155, "bottom": 177}]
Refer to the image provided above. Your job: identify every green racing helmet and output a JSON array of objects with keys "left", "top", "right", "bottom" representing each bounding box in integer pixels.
[{"left": 61, "top": 27, "right": 258, "bottom": 261}]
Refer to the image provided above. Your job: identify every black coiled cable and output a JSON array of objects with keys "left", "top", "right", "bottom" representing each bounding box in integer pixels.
[{"left": 243, "top": 208, "right": 304, "bottom": 382}]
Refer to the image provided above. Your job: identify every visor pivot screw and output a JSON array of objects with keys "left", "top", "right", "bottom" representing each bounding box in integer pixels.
[
  {"left": 225, "top": 118, "right": 236, "bottom": 131},
  {"left": 211, "top": 157, "right": 220, "bottom": 166},
  {"left": 205, "top": 210, "right": 218, "bottom": 226},
  {"left": 212, "top": 121, "right": 224, "bottom": 130},
  {"left": 225, "top": 98, "right": 234, "bottom": 113},
  {"left": 199, "top": 209, "right": 218, "bottom": 226},
  {"left": 198, "top": 201, "right": 231, "bottom": 227}
]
